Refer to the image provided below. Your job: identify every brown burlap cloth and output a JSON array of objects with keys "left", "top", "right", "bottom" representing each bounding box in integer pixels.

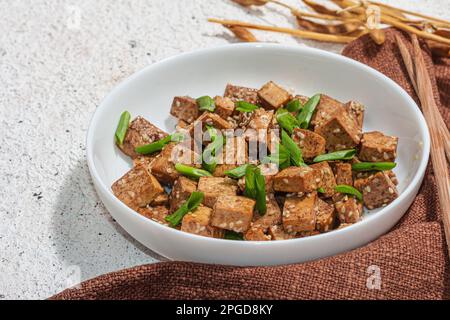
[{"left": 51, "top": 28, "right": 450, "bottom": 300}]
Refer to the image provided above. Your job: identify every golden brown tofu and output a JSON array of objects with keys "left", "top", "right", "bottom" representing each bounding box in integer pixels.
[
  {"left": 314, "top": 198, "right": 335, "bottom": 232},
  {"left": 150, "top": 193, "right": 169, "bottom": 207},
  {"left": 334, "top": 195, "right": 363, "bottom": 224},
  {"left": 211, "top": 195, "right": 256, "bottom": 233},
  {"left": 224, "top": 84, "right": 260, "bottom": 105},
  {"left": 257, "top": 81, "right": 291, "bottom": 110},
  {"left": 213, "top": 136, "right": 248, "bottom": 177},
  {"left": 151, "top": 143, "right": 201, "bottom": 185},
  {"left": 112, "top": 164, "right": 164, "bottom": 209},
  {"left": 310, "top": 162, "right": 336, "bottom": 198},
  {"left": 359, "top": 131, "right": 398, "bottom": 162},
  {"left": 214, "top": 96, "right": 235, "bottom": 119},
  {"left": 246, "top": 108, "right": 274, "bottom": 131},
  {"left": 187, "top": 112, "right": 233, "bottom": 139},
  {"left": 170, "top": 96, "right": 200, "bottom": 124},
  {"left": 197, "top": 177, "right": 238, "bottom": 208},
  {"left": 362, "top": 172, "right": 399, "bottom": 209},
  {"left": 282, "top": 192, "right": 318, "bottom": 233},
  {"left": 334, "top": 162, "right": 353, "bottom": 186},
  {"left": 268, "top": 224, "right": 296, "bottom": 240},
  {"left": 310, "top": 94, "right": 346, "bottom": 128},
  {"left": 273, "top": 166, "right": 319, "bottom": 193},
  {"left": 181, "top": 206, "right": 224, "bottom": 238},
  {"left": 133, "top": 155, "right": 157, "bottom": 169},
  {"left": 251, "top": 194, "right": 282, "bottom": 230},
  {"left": 137, "top": 206, "right": 170, "bottom": 226},
  {"left": 169, "top": 176, "right": 198, "bottom": 213},
  {"left": 344, "top": 100, "right": 365, "bottom": 131},
  {"left": 292, "top": 128, "right": 326, "bottom": 161},
  {"left": 244, "top": 226, "right": 272, "bottom": 241},
  {"left": 315, "top": 112, "right": 361, "bottom": 152},
  {"left": 119, "top": 116, "right": 168, "bottom": 159}
]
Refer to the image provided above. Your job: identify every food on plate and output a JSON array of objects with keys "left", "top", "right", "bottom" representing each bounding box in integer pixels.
[{"left": 111, "top": 81, "right": 399, "bottom": 241}]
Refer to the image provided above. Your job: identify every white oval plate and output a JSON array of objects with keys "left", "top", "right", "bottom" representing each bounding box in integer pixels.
[{"left": 87, "top": 43, "right": 430, "bottom": 266}]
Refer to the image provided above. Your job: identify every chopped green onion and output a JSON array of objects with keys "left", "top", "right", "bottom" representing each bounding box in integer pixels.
[
  {"left": 196, "top": 96, "right": 215, "bottom": 112},
  {"left": 235, "top": 101, "right": 259, "bottom": 113},
  {"left": 135, "top": 132, "right": 185, "bottom": 155},
  {"left": 244, "top": 165, "right": 257, "bottom": 199},
  {"left": 335, "top": 185, "right": 363, "bottom": 202},
  {"left": 313, "top": 149, "right": 356, "bottom": 163},
  {"left": 175, "top": 164, "right": 212, "bottom": 180},
  {"left": 115, "top": 111, "right": 131, "bottom": 145},
  {"left": 262, "top": 143, "right": 290, "bottom": 168},
  {"left": 224, "top": 230, "right": 244, "bottom": 241},
  {"left": 352, "top": 162, "right": 397, "bottom": 172},
  {"left": 135, "top": 135, "right": 172, "bottom": 155},
  {"left": 281, "top": 129, "right": 305, "bottom": 167},
  {"left": 297, "top": 94, "right": 321, "bottom": 129},
  {"left": 286, "top": 99, "right": 302, "bottom": 113},
  {"left": 254, "top": 168, "right": 267, "bottom": 215},
  {"left": 317, "top": 187, "right": 325, "bottom": 193},
  {"left": 165, "top": 191, "right": 204, "bottom": 227},
  {"left": 224, "top": 164, "right": 250, "bottom": 179},
  {"left": 276, "top": 110, "right": 300, "bottom": 134},
  {"left": 202, "top": 126, "right": 225, "bottom": 173}
]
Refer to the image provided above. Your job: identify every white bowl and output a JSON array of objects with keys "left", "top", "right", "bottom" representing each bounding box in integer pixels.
[{"left": 87, "top": 43, "right": 430, "bottom": 266}]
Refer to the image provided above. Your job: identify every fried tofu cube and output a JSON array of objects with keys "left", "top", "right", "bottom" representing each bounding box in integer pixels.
[
  {"left": 170, "top": 96, "right": 200, "bottom": 124},
  {"left": 198, "top": 177, "right": 238, "bottom": 208},
  {"left": 359, "top": 131, "right": 398, "bottom": 162},
  {"left": 334, "top": 162, "right": 353, "bottom": 186},
  {"left": 133, "top": 155, "right": 157, "bottom": 169},
  {"left": 246, "top": 108, "right": 274, "bottom": 131},
  {"left": 213, "top": 137, "right": 248, "bottom": 177},
  {"left": 169, "top": 176, "right": 198, "bottom": 213},
  {"left": 362, "top": 172, "right": 399, "bottom": 209},
  {"left": 244, "top": 226, "right": 272, "bottom": 241},
  {"left": 151, "top": 143, "right": 201, "bottom": 185},
  {"left": 211, "top": 195, "right": 256, "bottom": 233},
  {"left": 314, "top": 198, "right": 335, "bottom": 232},
  {"left": 257, "top": 81, "right": 291, "bottom": 110},
  {"left": 224, "top": 84, "right": 260, "bottom": 104},
  {"left": 311, "top": 94, "right": 346, "bottom": 128},
  {"left": 268, "top": 224, "right": 297, "bottom": 240},
  {"left": 150, "top": 193, "right": 169, "bottom": 207},
  {"left": 335, "top": 195, "right": 363, "bottom": 224},
  {"left": 292, "top": 128, "right": 326, "bottom": 161},
  {"left": 310, "top": 162, "right": 336, "bottom": 198},
  {"left": 273, "top": 166, "right": 319, "bottom": 193},
  {"left": 112, "top": 164, "right": 164, "bottom": 209},
  {"left": 282, "top": 192, "right": 318, "bottom": 233},
  {"left": 214, "top": 96, "right": 235, "bottom": 119},
  {"left": 181, "top": 206, "right": 224, "bottom": 238},
  {"left": 315, "top": 112, "right": 361, "bottom": 151},
  {"left": 344, "top": 100, "right": 365, "bottom": 130},
  {"left": 119, "top": 116, "right": 168, "bottom": 159},
  {"left": 137, "top": 206, "right": 170, "bottom": 226},
  {"left": 188, "top": 112, "right": 233, "bottom": 139},
  {"left": 251, "top": 194, "right": 282, "bottom": 230}
]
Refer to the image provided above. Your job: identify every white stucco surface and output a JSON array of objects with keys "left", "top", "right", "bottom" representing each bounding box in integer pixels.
[{"left": 0, "top": 0, "right": 448, "bottom": 299}]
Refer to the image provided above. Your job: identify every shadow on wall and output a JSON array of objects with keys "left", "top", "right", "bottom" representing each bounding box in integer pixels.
[{"left": 50, "top": 158, "right": 166, "bottom": 289}]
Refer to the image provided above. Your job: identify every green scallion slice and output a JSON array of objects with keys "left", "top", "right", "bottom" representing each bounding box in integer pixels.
[
  {"left": 335, "top": 185, "right": 363, "bottom": 202},
  {"left": 196, "top": 96, "right": 215, "bottom": 112},
  {"left": 297, "top": 94, "right": 321, "bottom": 129},
  {"left": 175, "top": 164, "right": 212, "bottom": 180},
  {"left": 165, "top": 191, "right": 204, "bottom": 227},
  {"left": 352, "top": 162, "right": 397, "bottom": 172},
  {"left": 224, "top": 164, "right": 251, "bottom": 179},
  {"left": 235, "top": 101, "right": 259, "bottom": 113},
  {"left": 224, "top": 230, "right": 244, "bottom": 241},
  {"left": 313, "top": 149, "right": 356, "bottom": 163},
  {"left": 115, "top": 111, "right": 131, "bottom": 145}
]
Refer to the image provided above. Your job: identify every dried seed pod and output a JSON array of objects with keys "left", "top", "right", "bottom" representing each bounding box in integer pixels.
[
  {"left": 302, "top": 0, "right": 353, "bottom": 18},
  {"left": 225, "top": 25, "right": 258, "bottom": 42},
  {"left": 231, "top": 0, "right": 268, "bottom": 6},
  {"left": 296, "top": 16, "right": 362, "bottom": 35}
]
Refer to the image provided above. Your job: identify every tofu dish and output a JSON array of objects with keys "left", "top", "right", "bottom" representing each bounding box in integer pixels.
[{"left": 111, "top": 81, "right": 399, "bottom": 241}]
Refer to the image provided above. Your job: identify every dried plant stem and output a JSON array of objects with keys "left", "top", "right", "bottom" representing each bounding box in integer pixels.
[
  {"left": 369, "top": 1, "right": 450, "bottom": 28},
  {"left": 395, "top": 35, "right": 450, "bottom": 162},
  {"left": 396, "top": 34, "right": 450, "bottom": 257},
  {"left": 208, "top": 18, "right": 356, "bottom": 43},
  {"left": 382, "top": 15, "right": 450, "bottom": 46}
]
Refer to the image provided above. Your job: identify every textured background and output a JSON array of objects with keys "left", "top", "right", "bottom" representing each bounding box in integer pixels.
[{"left": 0, "top": 0, "right": 448, "bottom": 300}]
